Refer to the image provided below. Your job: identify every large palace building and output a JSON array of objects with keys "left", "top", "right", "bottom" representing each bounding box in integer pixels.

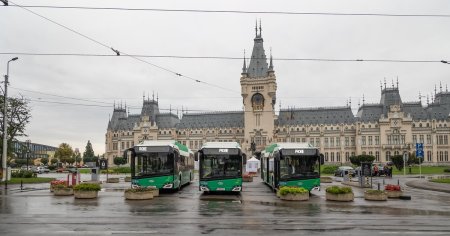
[{"left": 105, "top": 25, "right": 450, "bottom": 166}]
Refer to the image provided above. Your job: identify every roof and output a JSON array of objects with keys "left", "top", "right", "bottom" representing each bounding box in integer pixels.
[
  {"left": 278, "top": 106, "right": 355, "bottom": 125},
  {"left": 356, "top": 104, "right": 383, "bottom": 122},
  {"left": 156, "top": 113, "right": 180, "bottom": 128},
  {"left": 246, "top": 25, "right": 269, "bottom": 78},
  {"left": 201, "top": 142, "right": 241, "bottom": 149},
  {"left": 265, "top": 142, "right": 315, "bottom": 153},
  {"left": 136, "top": 140, "right": 190, "bottom": 156},
  {"left": 177, "top": 111, "right": 244, "bottom": 129}
]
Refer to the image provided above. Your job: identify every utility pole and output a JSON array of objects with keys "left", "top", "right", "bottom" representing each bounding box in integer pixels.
[{"left": 2, "top": 57, "right": 18, "bottom": 183}]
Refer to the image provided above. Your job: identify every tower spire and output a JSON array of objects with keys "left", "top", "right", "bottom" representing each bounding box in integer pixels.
[
  {"left": 362, "top": 94, "right": 365, "bottom": 105},
  {"left": 384, "top": 78, "right": 386, "bottom": 89},
  {"left": 419, "top": 92, "right": 422, "bottom": 103},
  {"left": 255, "top": 19, "right": 258, "bottom": 37},
  {"left": 268, "top": 47, "right": 274, "bottom": 71},
  {"left": 259, "top": 19, "right": 262, "bottom": 37},
  {"left": 242, "top": 50, "right": 247, "bottom": 74},
  {"left": 440, "top": 81, "right": 443, "bottom": 93},
  {"left": 396, "top": 77, "right": 399, "bottom": 88},
  {"left": 427, "top": 94, "right": 429, "bottom": 105}
]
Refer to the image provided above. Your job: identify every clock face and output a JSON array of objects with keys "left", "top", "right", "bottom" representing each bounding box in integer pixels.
[
  {"left": 251, "top": 93, "right": 264, "bottom": 110},
  {"left": 391, "top": 119, "right": 400, "bottom": 127}
]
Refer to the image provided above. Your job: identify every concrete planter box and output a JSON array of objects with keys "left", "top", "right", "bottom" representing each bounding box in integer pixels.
[
  {"left": 326, "top": 192, "right": 354, "bottom": 202},
  {"left": 364, "top": 191, "right": 387, "bottom": 201},
  {"left": 320, "top": 177, "right": 333, "bottom": 183},
  {"left": 106, "top": 178, "right": 120, "bottom": 183},
  {"left": 53, "top": 188, "right": 74, "bottom": 196},
  {"left": 280, "top": 193, "right": 309, "bottom": 201},
  {"left": 151, "top": 189, "right": 159, "bottom": 197},
  {"left": 386, "top": 190, "right": 403, "bottom": 198},
  {"left": 124, "top": 176, "right": 131, "bottom": 182},
  {"left": 243, "top": 176, "right": 253, "bottom": 182},
  {"left": 74, "top": 190, "right": 99, "bottom": 199},
  {"left": 124, "top": 191, "right": 153, "bottom": 200}
]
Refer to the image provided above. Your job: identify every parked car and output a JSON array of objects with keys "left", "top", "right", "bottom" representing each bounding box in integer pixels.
[
  {"left": 36, "top": 166, "right": 50, "bottom": 174},
  {"left": 334, "top": 166, "right": 356, "bottom": 177}
]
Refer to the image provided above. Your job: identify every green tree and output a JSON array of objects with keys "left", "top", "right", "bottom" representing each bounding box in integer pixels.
[
  {"left": 349, "top": 154, "right": 375, "bottom": 166},
  {"left": 83, "top": 140, "right": 95, "bottom": 163},
  {"left": 113, "top": 157, "right": 127, "bottom": 166},
  {"left": 391, "top": 155, "right": 404, "bottom": 171},
  {"left": 0, "top": 95, "right": 31, "bottom": 160},
  {"left": 54, "top": 143, "right": 74, "bottom": 165},
  {"left": 40, "top": 157, "right": 49, "bottom": 165}
]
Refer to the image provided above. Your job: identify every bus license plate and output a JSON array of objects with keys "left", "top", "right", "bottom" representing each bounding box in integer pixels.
[{"left": 217, "top": 188, "right": 225, "bottom": 191}]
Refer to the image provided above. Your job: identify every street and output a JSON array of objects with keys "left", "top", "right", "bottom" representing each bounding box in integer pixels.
[{"left": 1, "top": 174, "right": 450, "bottom": 235}]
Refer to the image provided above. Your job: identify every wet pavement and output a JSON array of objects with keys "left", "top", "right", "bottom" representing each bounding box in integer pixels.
[{"left": 1, "top": 174, "right": 450, "bottom": 235}]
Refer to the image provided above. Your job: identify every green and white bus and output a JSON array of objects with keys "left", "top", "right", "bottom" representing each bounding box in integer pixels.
[
  {"left": 124, "top": 140, "right": 194, "bottom": 190},
  {"left": 261, "top": 143, "right": 324, "bottom": 192},
  {"left": 197, "top": 142, "right": 245, "bottom": 192}
]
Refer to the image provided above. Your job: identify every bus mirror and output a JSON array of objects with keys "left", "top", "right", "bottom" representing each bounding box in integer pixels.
[
  {"left": 320, "top": 154, "right": 325, "bottom": 165},
  {"left": 242, "top": 154, "right": 247, "bottom": 165}
]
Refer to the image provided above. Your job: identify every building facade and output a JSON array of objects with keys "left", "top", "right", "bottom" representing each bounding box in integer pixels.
[{"left": 105, "top": 25, "right": 450, "bottom": 166}]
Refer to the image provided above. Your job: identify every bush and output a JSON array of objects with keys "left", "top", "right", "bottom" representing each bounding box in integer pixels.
[
  {"left": 349, "top": 155, "right": 375, "bottom": 166},
  {"left": 279, "top": 186, "right": 308, "bottom": 196},
  {"left": 125, "top": 186, "right": 156, "bottom": 193},
  {"left": 11, "top": 170, "right": 34, "bottom": 178},
  {"left": 73, "top": 183, "right": 101, "bottom": 192},
  {"left": 326, "top": 185, "right": 353, "bottom": 194},
  {"left": 322, "top": 165, "right": 339, "bottom": 174},
  {"left": 443, "top": 168, "right": 450, "bottom": 173},
  {"left": 385, "top": 184, "right": 401, "bottom": 191}
]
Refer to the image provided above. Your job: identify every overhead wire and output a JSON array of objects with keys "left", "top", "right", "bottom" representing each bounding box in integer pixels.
[
  {"left": 7, "top": 1, "right": 239, "bottom": 94},
  {"left": 5, "top": 4, "right": 450, "bottom": 18},
  {"left": 0, "top": 52, "right": 446, "bottom": 64}
]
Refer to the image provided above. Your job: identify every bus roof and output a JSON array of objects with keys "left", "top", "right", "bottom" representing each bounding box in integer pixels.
[
  {"left": 135, "top": 140, "right": 190, "bottom": 156},
  {"left": 200, "top": 142, "right": 241, "bottom": 150},
  {"left": 264, "top": 142, "right": 316, "bottom": 153}
]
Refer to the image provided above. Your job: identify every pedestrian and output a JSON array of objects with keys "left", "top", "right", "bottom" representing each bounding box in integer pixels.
[{"left": 374, "top": 165, "right": 379, "bottom": 177}]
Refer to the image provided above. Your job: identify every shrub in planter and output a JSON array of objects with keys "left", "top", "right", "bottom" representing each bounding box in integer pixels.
[
  {"left": 50, "top": 180, "right": 67, "bottom": 192},
  {"left": 124, "top": 186, "right": 155, "bottom": 200},
  {"left": 384, "top": 184, "right": 403, "bottom": 198},
  {"left": 73, "top": 183, "right": 101, "bottom": 199},
  {"left": 320, "top": 176, "right": 333, "bottom": 183},
  {"left": 364, "top": 189, "right": 387, "bottom": 201},
  {"left": 279, "top": 186, "right": 309, "bottom": 201},
  {"left": 326, "top": 185, "right": 354, "bottom": 201},
  {"left": 322, "top": 165, "right": 339, "bottom": 175}
]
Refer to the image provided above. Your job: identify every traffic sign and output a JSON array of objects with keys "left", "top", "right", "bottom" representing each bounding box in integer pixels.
[
  {"left": 415, "top": 143, "right": 424, "bottom": 158},
  {"left": 99, "top": 159, "right": 108, "bottom": 170}
]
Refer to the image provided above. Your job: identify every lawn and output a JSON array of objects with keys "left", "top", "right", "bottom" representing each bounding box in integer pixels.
[
  {"left": 430, "top": 178, "right": 450, "bottom": 184},
  {"left": 1, "top": 177, "right": 55, "bottom": 184},
  {"left": 392, "top": 166, "right": 450, "bottom": 175}
]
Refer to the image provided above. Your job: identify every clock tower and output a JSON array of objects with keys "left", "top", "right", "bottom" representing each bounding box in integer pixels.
[{"left": 241, "top": 22, "right": 277, "bottom": 156}]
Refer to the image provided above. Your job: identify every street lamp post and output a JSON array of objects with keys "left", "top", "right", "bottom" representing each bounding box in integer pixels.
[
  {"left": 26, "top": 140, "right": 31, "bottom": 170},
  {"left": 2, "top": 57, "right": 18, "bottom": 183}
]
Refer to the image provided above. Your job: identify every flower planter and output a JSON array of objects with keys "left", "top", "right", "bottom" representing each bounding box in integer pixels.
[
  {"left": 106, "top": 178, "right": 120, "bottom": 183},
  {"left": 124, "top": 191, "right": 153, "bottom": 200},
  {"left": 386, "top": 190, "right": 403, "bottom": 198},
  {"left": 364, "top": 191, "right": 387, "bottom": 201},
  {"left": 74, "top": 190, "right": 99, "bottom": 199},
  {"left": 243, "top": 176, "right": 253, "bottom": 182},
  {"left": 280, "top": 193, "right": 309, "bottom": 201},
  {"left": 320, "top": 177, "right": 333, "bottom": 183},
  {"left": 124, "top": 176, "right": 131, "bottom": 182},
  {"left": 53, "top": 188, "right": 74, "bottom": 196},
  {"left": 326, "top": 192, "right": 354, "bottom": 202},
  {"left": 151, "top": 189, "right": 159, "bottom": 197}
]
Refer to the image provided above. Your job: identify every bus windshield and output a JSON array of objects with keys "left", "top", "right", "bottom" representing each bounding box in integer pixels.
[
  {"left": 279, "top": 155, "right": 319, "bottom": 180},
  {"left": 200, "top": 154, "right": 241, "bottom": 179},
  {"left": 134, "top": 152, "right": 174, "bottom": 177}
]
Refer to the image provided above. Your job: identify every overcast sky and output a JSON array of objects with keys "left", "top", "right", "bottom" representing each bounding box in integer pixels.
[{"left": 1, "top": 0, "right": 449, "bottom": 155}]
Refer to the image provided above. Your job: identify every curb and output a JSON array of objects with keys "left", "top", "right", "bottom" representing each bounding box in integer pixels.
[{"left": 405, "top": 180, "right": 450, "bottom": 194}]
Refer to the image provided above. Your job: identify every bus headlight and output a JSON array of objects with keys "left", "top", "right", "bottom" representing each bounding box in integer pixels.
[
  {"left": 163, "top": 183, "right": 173, "bottom": 189},
  {"left": 200, "top": 186, "right": 210, "bottom": 191},
  {"left": 312, "top": 186, "right": 320, "bottom": 191},
  {"left": 232, "top": 186, "right": 242, "bottom": 192}
]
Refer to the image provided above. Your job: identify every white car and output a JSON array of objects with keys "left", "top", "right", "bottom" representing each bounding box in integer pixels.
[{"left": 36, "top": 166, "right": 50, "bottom": 174}]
